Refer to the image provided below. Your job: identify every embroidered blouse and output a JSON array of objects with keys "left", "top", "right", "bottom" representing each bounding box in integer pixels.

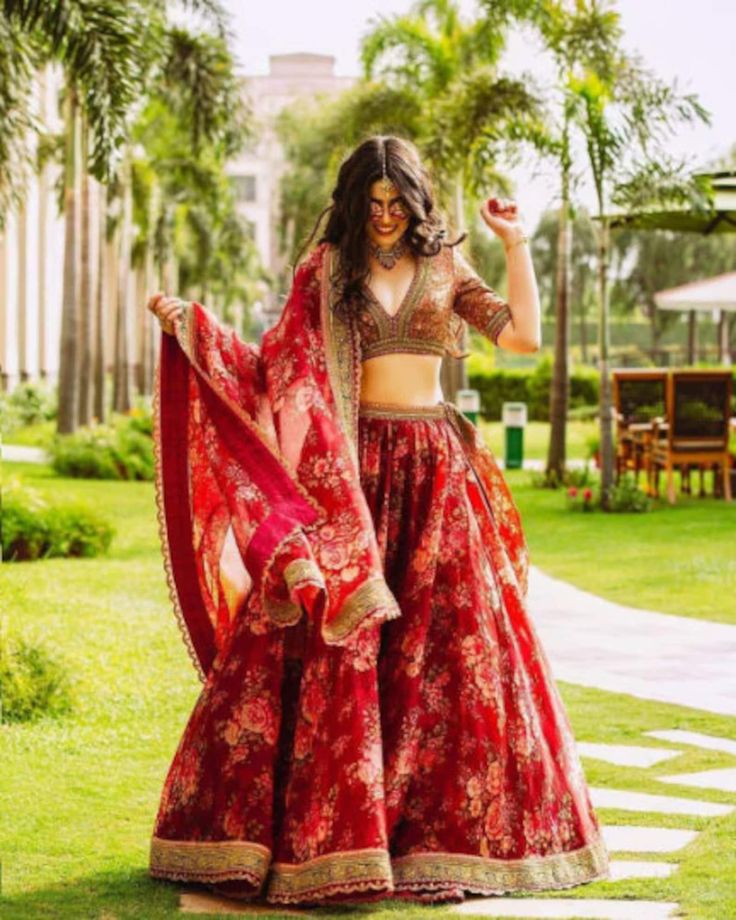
[{"left": 356, "top": 243, "right": 513, "bottom": 361}]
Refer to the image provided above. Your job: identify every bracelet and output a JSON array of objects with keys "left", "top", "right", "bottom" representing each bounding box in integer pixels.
[{"left": 504, "top": 233, "right": 529, "bottom": 252}]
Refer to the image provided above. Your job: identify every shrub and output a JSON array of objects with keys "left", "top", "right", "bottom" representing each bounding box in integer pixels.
[
  {"left": 529, "top": 465, "right": 597, "bottom": 490},
  {"left": 607, "top": 473, "right": 653, "bottom": 513},
  {"left": 1, "top": 478, "right": 115, "bottom": 561},
  {"left": 468, "top": 361, "right": 600, "bottom": 421},
  {"left": 49, "top": 406, "right": 153, "bottom": 480},
  {"left": 0, "top": 617, "right": 74, "bottom": 723},
  {"left": 3, "top": 381, "right": 57, "bottom": 427}
]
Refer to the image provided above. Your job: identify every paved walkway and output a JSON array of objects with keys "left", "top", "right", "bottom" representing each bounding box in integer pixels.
[
  {"left": 3, "top": 444, "right": 48, "bottom": 463},
  {"left": 527, "top": 565, "right": 736, "bottom": 717}
]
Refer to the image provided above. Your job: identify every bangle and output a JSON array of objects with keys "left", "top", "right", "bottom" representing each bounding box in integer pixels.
[{"left": 504, "top": 233, "right": 529, "bottom": 252}]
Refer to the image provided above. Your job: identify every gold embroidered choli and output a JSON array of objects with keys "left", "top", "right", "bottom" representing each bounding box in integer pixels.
[{"left": 356, "top": 242, "right": 513, "bottom": 361}]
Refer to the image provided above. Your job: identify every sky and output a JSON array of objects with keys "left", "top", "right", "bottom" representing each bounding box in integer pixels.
[{"left": 221, "top": 0, "right": 736, "bottom": 232}]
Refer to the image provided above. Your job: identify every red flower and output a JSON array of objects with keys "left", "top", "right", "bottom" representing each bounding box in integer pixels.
[
  {"left": 567, "top": 487, "right": 578, "bottom": 497},
  {"left": 583, "top": 488, "right": 593, "bottom": 501}
]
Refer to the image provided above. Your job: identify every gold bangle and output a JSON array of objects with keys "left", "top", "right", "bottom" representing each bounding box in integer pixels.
[{"left": 504, "top": 233, "right": 529, "bottom": 251}]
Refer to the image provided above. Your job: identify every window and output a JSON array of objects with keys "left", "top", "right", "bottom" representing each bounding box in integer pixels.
[{"left": 232, "top": 174, "right": 257, "bottom": 203}]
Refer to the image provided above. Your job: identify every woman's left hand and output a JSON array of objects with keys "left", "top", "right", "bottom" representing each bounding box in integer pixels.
[{"left": 480, "top": 197, "right": 526, "bottom": 247}]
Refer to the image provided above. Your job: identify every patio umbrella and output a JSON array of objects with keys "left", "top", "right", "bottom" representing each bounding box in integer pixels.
[
  {"left": 655, "top": 273, "right": 736, "bottom": 312},
  {"left": 654, "top": 272, "right": 736, "bottom": 365},
  {"left": 608, "top": 171, "right": 736, "bottom": 235}
]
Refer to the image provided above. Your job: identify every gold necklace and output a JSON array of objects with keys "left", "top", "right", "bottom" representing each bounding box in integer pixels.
[{"left": 370, "top": 237, "right": 407, "bottom": 269}]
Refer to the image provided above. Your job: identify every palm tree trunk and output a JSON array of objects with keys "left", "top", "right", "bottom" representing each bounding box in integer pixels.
[
  {"left": 718, "top": 310, "right": 731, "bottom": 366},
  {"left": 78, "top": 120, "right": 95, "bottom": 425},
  {"left": 57, "top": 82, "right": 82, "bottom": 434},
  {"left": 596, "top": 217, "right": 615, "bottom": 508},
  {"left": 546, "top": 170, "right": 571, "bottom": 481},
  {"left": 17, "top": 199, "right": 28, "bottom": 382},
  {"left": 687, "top": 309, "right": 696, "bottom": 365},
  {"left": 93, "top": 184, "right": 111, "bottom": 423},
  {"left": 113, "top": 150, "right": 134, "bottom": 413}
]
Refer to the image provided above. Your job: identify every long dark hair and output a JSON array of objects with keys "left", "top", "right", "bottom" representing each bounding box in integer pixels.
[{"left": 293, "top": 134, "right": 466, "bottom": 319}]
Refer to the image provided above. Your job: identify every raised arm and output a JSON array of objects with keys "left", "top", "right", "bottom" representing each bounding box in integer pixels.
[{"left": 454, "top": 197, "right": 541, "bottom": 354}]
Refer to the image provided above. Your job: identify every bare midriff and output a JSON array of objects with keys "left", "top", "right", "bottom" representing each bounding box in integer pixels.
[{"left": 359, "top": 352, "right": 445, "bottom": 407}]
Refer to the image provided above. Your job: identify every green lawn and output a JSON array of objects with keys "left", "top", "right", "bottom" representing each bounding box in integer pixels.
[
  {"left": 481, "top": 419, "right": 598, "bottom": 462},
  {"left": 1, "top": 462, "right": 735, "bottom": 918},
  {"left": 496, "top": 466, "right": 736, "bottom": 627}
]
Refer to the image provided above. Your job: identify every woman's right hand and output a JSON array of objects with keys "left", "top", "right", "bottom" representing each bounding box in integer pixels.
[{"left": 146, "top": 293, "right": 186, "bottom": 336}]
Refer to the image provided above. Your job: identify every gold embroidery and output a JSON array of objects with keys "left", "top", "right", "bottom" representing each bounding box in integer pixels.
[
  {"left": 262, "top": 556, "right": 327, "bottom": 626},
  {"left": 320, "top": 246, "right": 362, "bottom": 465},
  {"left": 150, "top": 836, "right": 271, "bottom": 884},
  {"left": 320, "top": 574, "right": 402, "bottom": 644},
  {"left": 391, "top": 834, "right": 610, "bottom": 894},
  {"left": 283, "top": 557, "right": 325, "bottom": 593},
  {"left": 150, "top": 834, "right": 609, "bottom": 903},
  {"left": 358, "top": 400, "right": 447, "bottom": 419},
  {"left": 267, "top": 847, "right": 393, "bottom": 902},
  {"left": 360, "top": 255, "right": 431, "bottom": 360},
  {"left": 486, "top": 302, "right": 513, "bottom": 345}
]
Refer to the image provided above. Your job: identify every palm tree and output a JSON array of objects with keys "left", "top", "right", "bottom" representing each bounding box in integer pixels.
[
  {"left": 522, "top": 0, "right": 623, "bottom": 483},
  {"left": 569, "top": 58, "right": 709, "bottom": 506}
]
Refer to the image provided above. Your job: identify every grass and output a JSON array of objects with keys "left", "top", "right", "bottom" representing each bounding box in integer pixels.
[
  {"left": 480, "top": 419, "right": 597, "bottom": 462},
  {"left": 496, "top": 465, "right": 736, "bottom": 627},
  {"left": 1, "top": 460, "right": 735, "bottom": 918}
]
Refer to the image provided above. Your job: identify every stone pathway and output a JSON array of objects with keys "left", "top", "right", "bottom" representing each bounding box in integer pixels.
[
  {"left": 646, "top": 729, "right": 736, "bottom": 756},
  {"left": 3, "top": 443, "right": 48, "bottom": 463},
  {"left": 576, "top": 742, "right": 680, "bottom": 768},
  {"left": 449, "top": 899, "right": 680, "bottom": 918},
  {"left": 527, "top": 565, "right": 736, "bottom": 718},
  {"left": 588, "top": 784, "right": 732, "bottom": 817},
  {"left": 657, "top": 767, "right": 736, "bottom": 793}
]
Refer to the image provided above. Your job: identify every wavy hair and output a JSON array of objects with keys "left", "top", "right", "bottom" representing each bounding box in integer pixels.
[{"left": 293, "top": 134, "right": 466, "bottom": 321}]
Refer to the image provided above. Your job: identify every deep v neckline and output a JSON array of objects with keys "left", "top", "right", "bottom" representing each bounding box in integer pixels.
[{"left": 364, "top": 255, "right": 423, "bottom": 323}]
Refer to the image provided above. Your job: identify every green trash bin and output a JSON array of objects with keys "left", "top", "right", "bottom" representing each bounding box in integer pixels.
[
  {"left": 502, "top": 401, "right": 527, "bottom": 469},
  {"left": 455, "top": 388, "right": 480, "bottom": 425}
]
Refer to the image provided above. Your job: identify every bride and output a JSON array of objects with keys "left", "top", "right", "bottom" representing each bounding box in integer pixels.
[{"left": 145, "top": 133, "right": 609, "bottom": 906}]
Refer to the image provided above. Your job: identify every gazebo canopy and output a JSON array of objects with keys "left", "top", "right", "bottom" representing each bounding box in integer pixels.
[
  {"left": 608, "top": 171, "right": 736, "bottom": 235},
  {"left": 655, "top": 273, "right": 736, "bottom": 313}
]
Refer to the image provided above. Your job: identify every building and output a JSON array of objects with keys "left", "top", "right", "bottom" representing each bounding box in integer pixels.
[{"left": 230, "top": 53, "right": 356, "bottom": 324}]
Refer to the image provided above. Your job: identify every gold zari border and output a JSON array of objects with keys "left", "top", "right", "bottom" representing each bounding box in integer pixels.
[
  {"left": 391, "top": 833, "right": 610, "bottom": 894},
  {"left": 150, "top": 833, "right": 610, "bottom": 904},
  {"left": 150, "top": 836, "right": 271, "bottom": 884},
  {"left": 320, "top": 574, "right": 402, "bottom": 644}
]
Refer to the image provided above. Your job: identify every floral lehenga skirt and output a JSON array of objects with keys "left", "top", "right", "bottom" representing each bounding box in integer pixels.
[{"left": 149, "top": 400, "right": 610, "bottom": 906}]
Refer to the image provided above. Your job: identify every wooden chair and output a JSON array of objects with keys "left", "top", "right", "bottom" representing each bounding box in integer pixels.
[
  {"left": 647, "top": 370, "right": 733, "bottom": 504},
  {"left": 612, "top": 370, "right": 667, "bottom": 487}
]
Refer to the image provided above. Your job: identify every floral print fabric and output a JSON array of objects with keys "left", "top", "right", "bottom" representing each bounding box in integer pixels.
[{"left": 149, "top": 404, "right": 609, "bottom": 905}]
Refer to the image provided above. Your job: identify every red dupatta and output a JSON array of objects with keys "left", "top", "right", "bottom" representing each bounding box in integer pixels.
[{"left": 153, "top": 240, "right": 528, "bottom": 683}]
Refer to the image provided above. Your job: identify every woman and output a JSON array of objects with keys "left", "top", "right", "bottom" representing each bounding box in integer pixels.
[{"left": 145, "top": 135, "right": 610, "bottom": 907}]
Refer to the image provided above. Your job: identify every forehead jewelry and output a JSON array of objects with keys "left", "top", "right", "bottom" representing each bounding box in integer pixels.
[{"left": 380, "top": 141, "right": 393, "bottom": 194}]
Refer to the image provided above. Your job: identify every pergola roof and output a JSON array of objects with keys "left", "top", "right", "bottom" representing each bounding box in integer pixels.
[{"left": 654, "top": 272, "right": 736, "bottom": 312}]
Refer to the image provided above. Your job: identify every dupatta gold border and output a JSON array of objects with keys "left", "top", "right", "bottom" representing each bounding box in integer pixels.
[
  {"left": 319, "top": 244, "right": 362, "bottom": 467},
  {"left": 150, "top": 832, "right": 610, "bottom": 903}
]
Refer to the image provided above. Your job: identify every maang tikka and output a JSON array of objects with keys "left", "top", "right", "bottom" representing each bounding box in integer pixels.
[{"left": 371, "top": 140, "right": 407, "bottom": 269}]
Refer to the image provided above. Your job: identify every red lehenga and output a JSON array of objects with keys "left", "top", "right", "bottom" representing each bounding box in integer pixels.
[{"left": 148, "top": 240, "right": 610, "bottom": 906}]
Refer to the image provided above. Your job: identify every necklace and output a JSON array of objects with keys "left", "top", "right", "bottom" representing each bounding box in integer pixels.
[{"left": 370, "top": 236, "right": 407, "bottom": 270}]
